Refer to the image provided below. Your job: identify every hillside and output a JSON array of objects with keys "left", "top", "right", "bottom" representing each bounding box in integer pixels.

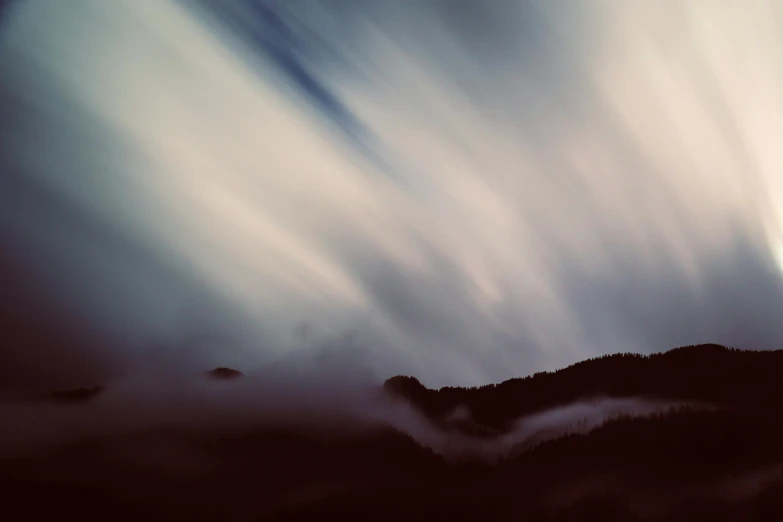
[
  {"left": 383, "top": 344, "right": 783, "bottom": 433},
  {"left": 4, "top": 344, "right": 783, "bottom": 521}
]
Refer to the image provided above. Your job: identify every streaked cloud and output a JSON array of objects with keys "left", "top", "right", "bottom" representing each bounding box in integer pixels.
[{"left": 2, "top": 0, "right": 783, "bottom": 390}]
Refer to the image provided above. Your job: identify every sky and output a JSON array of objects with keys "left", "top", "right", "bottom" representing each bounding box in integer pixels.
[{"left": 2, "top": 0, "right": 783, "bottom": 392}]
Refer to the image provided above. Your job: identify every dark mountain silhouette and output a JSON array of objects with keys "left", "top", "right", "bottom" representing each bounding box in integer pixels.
[
  {"left": 33, "top": 385, "right": 104, "bottom": 404},
  {"left": 205, "top": 367, "right": 244, "bottom": 380},
  {"left": 384, "top": 344, "right": 783, "bottom": 435},
  {"left": 4, "top": 343, "right": 783, "bottom": 521}
]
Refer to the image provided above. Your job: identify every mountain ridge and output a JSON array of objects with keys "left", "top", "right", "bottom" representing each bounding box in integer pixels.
[
  {"left": 6, "top": 344, "right": 783, "bottom": 520},
  {"left": 383, "top": 343, "right": 783, "bottom": 435}
]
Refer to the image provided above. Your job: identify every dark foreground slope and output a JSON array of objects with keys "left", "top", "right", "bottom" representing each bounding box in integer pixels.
[{"left": 3, "top": 345, "right": 783, "bottom": 521}]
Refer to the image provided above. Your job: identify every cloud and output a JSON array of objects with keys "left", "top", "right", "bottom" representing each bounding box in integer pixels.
[{"left": 2, "top": 0, "right": 783, "bottom": 391}]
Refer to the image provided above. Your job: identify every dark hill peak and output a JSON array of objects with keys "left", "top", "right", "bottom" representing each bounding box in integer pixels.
[
  {"left": 384, "top": 375, "right": 425, "bottom": 389},
  {"left": 383, "top": 375, "right": 427, "bottom": 400},
  {"left": 206, "top": 367, "right": 244, "bottom": 380},
  {"left": 36, "top": 386, "right": 104, "bottom": 404},
  {"left": 662, "top": 343, "right": 739, "bottom": 357}
]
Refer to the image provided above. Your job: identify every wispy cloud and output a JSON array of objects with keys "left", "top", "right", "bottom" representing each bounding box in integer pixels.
[{"left": 2, "top": 0, "right": 783, "bottom": 390}]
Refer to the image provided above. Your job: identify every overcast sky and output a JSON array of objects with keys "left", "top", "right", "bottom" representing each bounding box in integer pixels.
[{"left": 2, "top": 0, "right": 783, "bottom": 392}]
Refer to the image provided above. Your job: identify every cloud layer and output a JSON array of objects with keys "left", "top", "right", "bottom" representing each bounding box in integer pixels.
[{"left": 2, "top": 0, "right": 783, "bottom": 390}]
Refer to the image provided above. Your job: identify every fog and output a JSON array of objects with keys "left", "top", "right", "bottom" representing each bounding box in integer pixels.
[
  {"left": 0, "top": 353, "right": 384, "bottom": 456},
  {"left": 2, "top": 0, "right": 783, "bottom": 391},
  {"left": 0, "top": 359, "right": 682, "bottom": 464},
  {"left": 393, "top": 396, "right": 687, "bottom": 462}
]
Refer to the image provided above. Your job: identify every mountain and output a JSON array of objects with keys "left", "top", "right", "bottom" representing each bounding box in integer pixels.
[
  {"left": 205, "top": 367, "right": 244, "bottom": 380},
  {"left": 33, "top": 385, "right": 105, "bottom": 404},
  {"left": 3, "top": 344, "right": 783, "bottom": 521},
  {"left": 383, "top": 344, "right": 783, "bottom": 434}
]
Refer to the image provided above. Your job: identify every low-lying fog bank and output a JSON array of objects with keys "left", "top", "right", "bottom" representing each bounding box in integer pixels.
[{"left": 0, "top": 369, "right": 696, "bottom": 462}]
